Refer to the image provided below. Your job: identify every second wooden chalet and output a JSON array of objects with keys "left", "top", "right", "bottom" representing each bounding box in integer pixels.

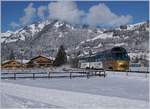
[{"left": 26, "top": 55, "right": 54, "bottom": 68}]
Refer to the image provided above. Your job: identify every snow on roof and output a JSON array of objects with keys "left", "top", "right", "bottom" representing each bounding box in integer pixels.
[
  {"left": 2, "top": 59, "right": 30, "bottom": 64},
  {"left": 16, "top": 59, "right": 30, "bottom": 64}
]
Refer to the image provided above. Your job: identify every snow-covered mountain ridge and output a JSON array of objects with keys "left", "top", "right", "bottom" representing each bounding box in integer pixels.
[{"left": 1, "top": 19, "right": 149, "bottom": 61}]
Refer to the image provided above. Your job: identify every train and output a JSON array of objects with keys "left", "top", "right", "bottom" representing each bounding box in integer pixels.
[{"left": 78, "top": 46, "right": 130, "bottom": 71}]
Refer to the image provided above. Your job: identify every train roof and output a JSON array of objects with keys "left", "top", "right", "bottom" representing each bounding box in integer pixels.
[
  {"left": 78, "top": 46, "right": 127, "bottom": 59},
  {"left": 111, "top": 46, "right": 127, "bottom": 53}
]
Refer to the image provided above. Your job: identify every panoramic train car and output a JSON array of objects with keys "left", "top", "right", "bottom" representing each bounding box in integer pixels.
[{"left": 78, "top": 46, "right": 130, "bottom": 71}]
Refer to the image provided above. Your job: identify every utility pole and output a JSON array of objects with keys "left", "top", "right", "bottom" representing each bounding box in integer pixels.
[
  {"left": 31, "top": 44, "right": 33, "bottom": 58},
  {"left": 89, "top": 48, "right": 92, "bottom": 69},
  {"left": 20, "top": 49, "right": 24, "bottom": 70}
]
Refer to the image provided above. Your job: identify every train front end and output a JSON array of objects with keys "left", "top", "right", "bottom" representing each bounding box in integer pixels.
[
  {"left": 112, "top": 60, "right": 129, "bottom": 71},
  {"left": 111, "top": 47, "right": 130, "bottom": 71}
]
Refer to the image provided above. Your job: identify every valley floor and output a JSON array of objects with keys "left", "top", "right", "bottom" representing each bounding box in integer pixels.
[{"left": 0, "top": 71, "right": 149, "bottom": 109}]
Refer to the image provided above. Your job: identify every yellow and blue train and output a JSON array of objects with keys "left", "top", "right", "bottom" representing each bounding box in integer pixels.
[{"left": 78, "top": 46, "right": 130, "bottom": 71}]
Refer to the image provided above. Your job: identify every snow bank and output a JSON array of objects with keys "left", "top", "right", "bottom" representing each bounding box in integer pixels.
[{"left": 1, "top": 82, "right": 148, "bottom": 109}]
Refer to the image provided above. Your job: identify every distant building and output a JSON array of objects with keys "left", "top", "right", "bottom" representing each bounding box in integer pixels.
[
  {"left": 129, "top": 60, "right": 149, "bottom": 72},
  {"left": 120, "top": 25, "right": 127, "bottom": 30},
  {"left": 1, "top": 59, "right": 24, "bottom": 69},
  {"left": 26, "top": 55, "right": 54, "bottom": 68}
]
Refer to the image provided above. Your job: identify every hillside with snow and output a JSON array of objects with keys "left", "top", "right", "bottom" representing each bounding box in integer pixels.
[{"left": 1, "top": 19, "right": 149, "bottom": 61}]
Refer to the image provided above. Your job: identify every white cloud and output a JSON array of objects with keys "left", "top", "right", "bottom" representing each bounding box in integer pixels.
[
  {"left": 10, "top": 22, "right": 20, "bottom": 29},
  {"left": 10, "top": 2, "right": 133, "bottom": 30},
  {"left": 109, "top": 15, "right": 132, "bottom": 27},
  {"left": 85, "top": 3, "right": 132, "bottom": 27},
  {"left": 20, "top": 3, "right": 36, "bottom": 25},
  {"left": 48, "top": 1, "right": 84, "bottom": 24},
  {"left": 38, "top": 6, "right": 47, "bottom": 20}
]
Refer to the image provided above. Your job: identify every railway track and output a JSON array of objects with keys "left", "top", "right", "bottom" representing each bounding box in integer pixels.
[{"left": 106, "top": 70, "right": 149, "bottom": 73}]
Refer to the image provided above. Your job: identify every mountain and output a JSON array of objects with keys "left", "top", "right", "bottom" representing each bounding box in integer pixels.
[{"left": 1, "top": 19, "right": 149, "bottom": 62}]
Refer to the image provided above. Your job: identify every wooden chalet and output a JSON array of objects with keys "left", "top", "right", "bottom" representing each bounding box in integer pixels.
[
  {"left": 1, "top": 59, "right": 24, "bottom": 69},
  {"left": 26, "top": 55, "right": 54, "bottom": 68}
]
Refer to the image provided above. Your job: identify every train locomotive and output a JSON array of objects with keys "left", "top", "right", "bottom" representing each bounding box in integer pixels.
[{"left": 78, "top": 46, "right": 130, "bottom": 71}]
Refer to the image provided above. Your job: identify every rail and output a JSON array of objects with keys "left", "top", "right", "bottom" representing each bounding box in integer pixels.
[
  {"left": 106, "top": 70, "right": 149, "bottom": 73},
  {"left": 106, "top": 69, "right": 149, "bottom": 78}
]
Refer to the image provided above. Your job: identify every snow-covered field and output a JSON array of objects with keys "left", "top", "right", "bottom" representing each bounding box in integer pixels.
[{"left": 0, "top": 71, "right": 149, "bottom": 109}]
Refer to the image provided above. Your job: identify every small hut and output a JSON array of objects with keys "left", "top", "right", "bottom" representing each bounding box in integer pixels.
[
  {"left": 26, "top": 55, "right": 54, "bottom": 68},
  {"left": 1, "top": 59, "right": 24, "bottom": 69}
]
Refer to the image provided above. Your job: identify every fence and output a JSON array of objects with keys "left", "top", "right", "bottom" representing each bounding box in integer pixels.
[{"left": 1, "top": 69, "right": 106, "bottom": 80}]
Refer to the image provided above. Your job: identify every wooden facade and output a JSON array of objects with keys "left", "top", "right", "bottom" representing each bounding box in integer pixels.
[
  {"left": 1, "top": 60, "right": 24, "bottom": 69},
  {"left": 26, "top": 55, "right": 54, "bottom": 68}
]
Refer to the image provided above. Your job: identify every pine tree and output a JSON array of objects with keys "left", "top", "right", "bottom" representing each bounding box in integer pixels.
[{"left": 53, "top": 45, "right": 67, "bottom": 66}]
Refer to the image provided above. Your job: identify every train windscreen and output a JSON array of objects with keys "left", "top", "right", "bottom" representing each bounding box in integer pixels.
[{"left": 111, "top": 47, "right": 129, "bottom": 60}]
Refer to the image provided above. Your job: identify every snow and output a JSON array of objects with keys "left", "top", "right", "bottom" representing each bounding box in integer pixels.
[
  {"left": 91, "top": 32, "right": 113, "bottom": 41},
  {"left": 16, "top": 59, "right": 30, "bottom": 64},
  {"left": 114, "top": 43, "right": 127, "bottom": 47},
  {"left": 0, "top": 32, "right": 13, "bottom": 43},
  {"left": 75, "top": 46, "right": 79, "bottom": 49},
  {"left": 38, "top": 22, "right": 45, "bottom": 29},
  {"left": 128, "top": 52, "right": 148, "bottom": 60},
  {"left": 93, "top": 43, "right": 102, "bottom": 48},
  {"left": 2, "top": 59, "right": 30, "bottom": 64},
  {"left": 88, "top": 29, "right": 92, "bottom": 33},
  {"left": 54, "top": 21, "right": 64, "bottom": 28},
  {"left": 97, "top": 30, "right": 103, "bottom": 33},
  {"left": 132, "top": 22, "right": 146, "bottom": 27},
  {"left": 98, "top": 43, "right": 102, "bottom": 47},
  {"left": 0, "top": 32, "right": 12, "bottom": 38},
  {"left": 5, "top": 38, "right": 18, "bottom": 43},
  {"left": 1, "top": 38, "right": 7, "bottom": 43},
  {"left": 1, "top": 94, "right": 56, "bottom": 108},
  {"left": 29, "top": 24, "right": 39, "bottom": 35},
  {"left": 83, "top": 51, "right": 89, "bottom": 55},
  {"left": 80, "top": 41, "right": 85, "bottom": 44},
  {"left": 127, "top": 22, "right": 146, "bottom": 30},
  {"left": 1, "top": 20, "right": 51, "bottom": 44},
  {"left": 66, "top": 24, "right": 74, "bottom": 30},
  {"left": 124, "top": 36, "right": 129, "bottom": 39},
  {"left": 58, "top": 32, "right": 64, "bottom": 38},
  {"left": 1, "top": 71, "right": 149, "bottom": 108},
  {"left": 86, "top": 39, "right": 91, "bottom": 42},
  {"left": 49, "top": 56, "right": 55, "bottom": 60}
]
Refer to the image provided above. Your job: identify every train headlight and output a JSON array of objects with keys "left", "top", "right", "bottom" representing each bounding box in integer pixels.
[{"left": 118, "top": 62, "right": 127, "bottom": 67}]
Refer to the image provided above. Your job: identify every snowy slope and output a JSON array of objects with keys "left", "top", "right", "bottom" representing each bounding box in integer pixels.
[
  {"left": 1, "top": 81, "right": 148, "bottom": 109},
  {"left": 1, "top": 20, "right": 52, "bottom": 43},
  {"left": 92, "top": 32, "right": 113, "bottom": 40},
  {"left": 1, "top": 32, "right": 13, "bottom": 43}
]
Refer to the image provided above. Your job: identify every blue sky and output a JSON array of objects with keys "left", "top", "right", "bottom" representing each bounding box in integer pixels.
[{"left": 1, "top": 1, "right": 149, "bottom": 32}]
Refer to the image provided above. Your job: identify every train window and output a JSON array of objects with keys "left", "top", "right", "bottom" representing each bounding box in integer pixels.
[
  {"left": 91, "top": 57, "right": 94, "bottom": 62},
  {"left": 122, "top": 54, "right": 126, "bottom": 59},
  {"left": 122, "top": 53, "right": 129, "bottom": 59},
  {"left": 98, "top": 58, "right": 101, "bottom": 61},
  {"left": 119, "top": 53, "right": 123, "bottom": 59},
  {"left": 113, "top": 53, "right": 128, "bottom": 60}
]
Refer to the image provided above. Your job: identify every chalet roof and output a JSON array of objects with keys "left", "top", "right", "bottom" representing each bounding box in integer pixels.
[
  {"left": 1, "top": 59, "right": 22, "bottom": 65},
  {"left": 2, "top": 59, "right": 29, "bottom": 64},
  {"left": 29, "top": 55, "right": 54, "bottom": 62}
]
